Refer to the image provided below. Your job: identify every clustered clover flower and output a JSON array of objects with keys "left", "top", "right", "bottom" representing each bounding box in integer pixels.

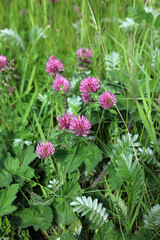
[
  {"left": 40, "top": 49, "right": 117, "bottom": 158},
  {"left": 53, "top": 75, "right": 71, "bottom": 93},
  {"left": 69, "top": 115, "right": 91, "bottom": 137},
  {"left": 98, "top": 91, "right": 117, "bottom": 110},
  {"left": 36, "top": 141, "right": 55, "bottom": 158},
  {"left": 57, "top": 113, "right": 91, "bottom": 137},
  {"left": 0, "top": 55, "right": 7, "bottom": 71},
  {"left": 77, "top": 47, "right": 92, "bottom": 64},
  {"left": 46, "top": 55, "right": 63, "bottom": 76},
  {"left": 57, "top": 112, "right": 73, "bottom": 130},
  {"left": 80, "top": 77, "right": 100, "bottom": 104}
]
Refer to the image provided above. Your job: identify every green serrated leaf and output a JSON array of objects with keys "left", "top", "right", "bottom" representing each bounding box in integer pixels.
[
  {"left": 5, "top": 153, "right": 19, "bottom": 173},
  {"left": 13, "top": 205, "right": 53, "bottom": 230},
  {"left": 78, "top": 143, "right": 102, "bottom": 173},
  {"left": 107, "top": 164, "right": 123, "bottom": 190},
  {"left": 0, "top": 184, "right": 19, "bottom": 216},
  {"left": 93, "top": 221, "right": 120, "bottom": 240},
  {"left": 59, "top": 181, "right": 81, "bottom": 200},
  {"left": 0, "top": 169, "right": 12, "bottom": 187},
  {"left": 30, "top": 192, "right": 54, "bottom": 206},
  {"left": 54, "top": 201, "right": 77, "bottom": 225},
  {"left": 21, "top": 146, "right": 37, "bottom": 170}
]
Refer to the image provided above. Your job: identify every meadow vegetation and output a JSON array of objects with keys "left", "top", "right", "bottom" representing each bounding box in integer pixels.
[{"left": 0, "top": 0, "right": 160, "bottom": 239}]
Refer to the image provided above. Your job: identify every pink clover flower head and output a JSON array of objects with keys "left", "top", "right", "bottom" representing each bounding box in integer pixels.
[
  {"left": 69, "top": 115, "right": 91, "bottom": 137},
  {"left": 80, "top": 77, "right": 100, "bottom": 104},
  {"left": 99, "top": 91, "right": 117, "bottom": 110},
  {"left": 57, "top": 112, "right": 74, "bottom": 130},
  {"left": 77, "top": 48, "right": 92, "bottom": 64},
  {"left": 46, "top": 55, "right": 63, "bottom": 76},
  {"left": 35, "top": 141, "right": 55, "bottom": 158},
  {"left": 0, "top": 55, "right": 7, "bottom": 70},
  {"left": 53, "top": 75, "right": 71, "bottom": 93}
]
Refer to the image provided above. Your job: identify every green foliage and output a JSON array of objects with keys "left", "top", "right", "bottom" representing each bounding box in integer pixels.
[
  {"left": 111, "top": 195, "right": 127, "bottom": 225},
  {"left": 0, "top": 0, "right": 160, "bottom": 239},
  {"left": 144, "top": 204, "right": 160, "bottom": 230},
  {"left": 0, "top": 216, "right": 31, "bottom": 240},
  {"left": 70, "top": 196, "right": 108, "bottom": 228},
  {"left": 54, "top": 181, "right": 81, "bottom": 225},
  {"left": 0, "top": 144, "right": 12, "bottom": 187},
  {"left": 0, "top": 184, "right": 19, "bottom": 216},
  {"left": 135, "top": 228, "right": 159, "bottom": 240},
  {"left": 105, "top": 52, "right": 120, "bottom": 71},
  {"left": 0, "top": 28, "right": 25, "bottom": 50},
  {"left": 154, "top": 14, "right": 160, "bottom": 28},
  {"left": 67, "top": 94, "right": 82, "bottom": 115},
  {"left": 29, "top": 192, "right": 54, "bottom": 206},
  {"left": 93, "top": 220, "right": 141, "bottom": 240},
  {"left": 107, "top": 163, "right": 123, "bottom": 190},
  {"left": 13, "top": 205, "right": 53, "bottom": 231},
  {"left": 60, "top": 232, "right": 77, "bottom": 240},
  {"left": 55, "top": 142, "right": 102, "bottom": 173},
  {"left": 54, "top": 200, "right": 78, "bottom": 226}
]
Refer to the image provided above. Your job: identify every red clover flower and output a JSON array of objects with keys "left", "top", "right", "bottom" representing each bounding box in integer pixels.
[
  {"left": 0, "top": 55, "right": 7, "bottom": 71},
  {"left": 57, "top": 112, "right": 74, "bottom": 130},
  {"left": 77, "top": 48, "right": 92, "bottom": 64},
  {"left": 98, "top": 91, "right": 117, "bottom": 110},
  {"left": 53, "top": 75, "right": 71, "bottom": 93},
  {"left": 69, "top": 115, "right": 91, "bottom": 137},
  {"left": 46, "top": 55, "right": 63, "bottom": 76},
  {"left": 80, "top": 77, "right": 100, "bottom": 104},
  {"left": 36, "top": 141, "right": 55, "bottom": 158}
]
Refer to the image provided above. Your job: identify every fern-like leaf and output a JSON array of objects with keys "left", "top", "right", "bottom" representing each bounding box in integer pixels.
[
  {"left": 110, "top": 133, "right": 139, "bottom": 161},
  {"left": 116, "top": 154, "right": 142, "bottom": 205},
  {"left": 0, "top": 28, "right": 25, "bottom": 50},
  {"left": 70, "top": 196, "right": 108, "bottom": 228},
  {"left": 111, "top": 195, "right": 127, "bottom": 225},
  {"left": 119, "top": 17, "right": 136, "bottom": 32},
  {"left": 144, "top": 205, "right": 160, "bottom": 230},
  {"left": 30, "top": 25, "right": 47, "bottom": 45},
  {"left": 105, "top": 51, "right": 120, "bottom": 71}
]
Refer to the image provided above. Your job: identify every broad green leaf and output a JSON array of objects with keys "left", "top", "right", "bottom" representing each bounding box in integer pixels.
[
  {"left": 21, "top": 146, "right": 37, "bottom": 170},
  {"left": 55, "top": 143, "right": 102, "bottom": 173},
  {"left": 0, "top": 169, "right": 12, "bottom": 187},
  {"left": 59, "top": 181, "right": 81, "bottom": 200},
  {"left": 5, "top": 153, "right": 19, "bottom": 173},
  {"left": 0, "top": 184, "right": 19, "bottom": 216},
  {"left": 30, "top": 192, "right": 54, "bottom": 206},
  {"left": 15, "top": 167, "right": 34, "bottom": 184},
  {"left": 13, "top": 205, "right": 53, "bottom": 230},
  {"left": 54, "top": 201, "right": 77, "bottom": 225},
  {"left": 78, "top": 143, "right": 102, "bottom": 173},
  {"left": 93, "top": 221, "right": 120, "bottom": 240},
  {"left": 107, "top": 164, "right": 123, "bottom": 190}
]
